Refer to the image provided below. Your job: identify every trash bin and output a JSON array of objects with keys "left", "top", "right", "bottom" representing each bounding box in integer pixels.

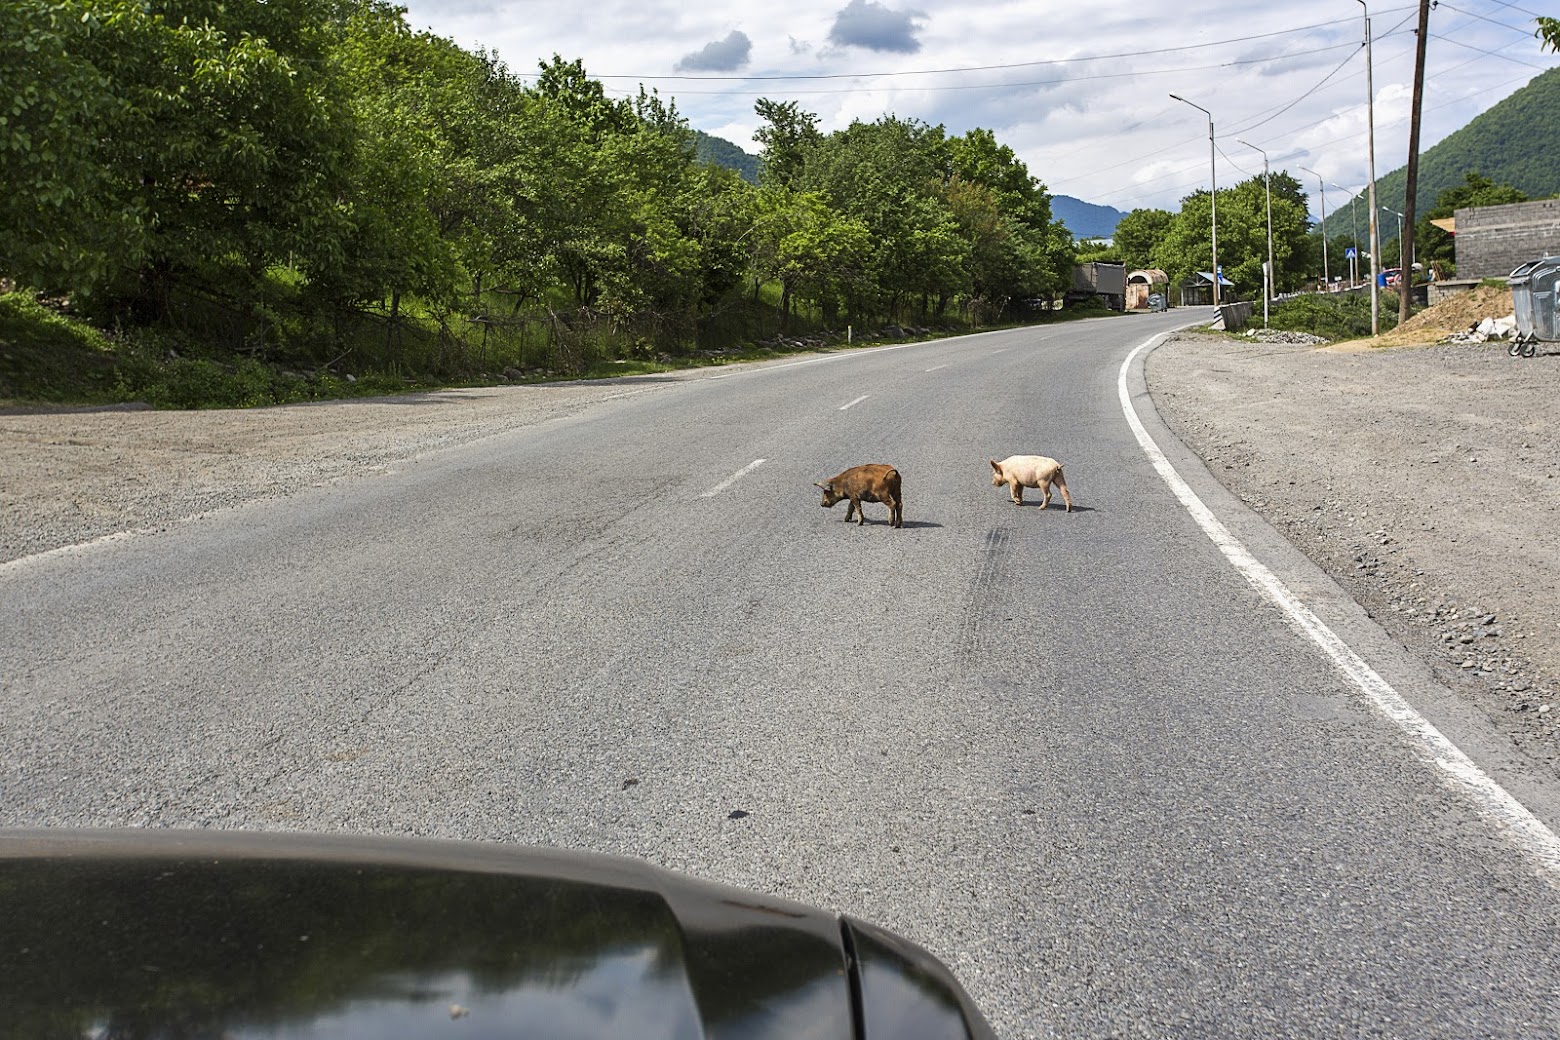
[{"left": 1507, "top": 256, "right": 1560, "bottom": 358}]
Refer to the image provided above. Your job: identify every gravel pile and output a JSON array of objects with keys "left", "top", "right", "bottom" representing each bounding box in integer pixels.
[{"left": 1240, "top": 328, "right": 1330, "bottom": 345}]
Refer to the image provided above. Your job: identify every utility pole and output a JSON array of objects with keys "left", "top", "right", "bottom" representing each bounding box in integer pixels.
[
  {"left": 1360, "top": 0, "right": 1381, "bottom": 335},
  {"left": 1302, "top": 166, "right": 1329, "bottom": 289},
  {"left": 1171, "top": 94, "right": 1219, "bottom": 308},
  {"left": 1401, "top": 0, "right": 1431, "bottom": 324},
  {"left": 1240, "top": 140, "right": 1275, "bottom": 325}
]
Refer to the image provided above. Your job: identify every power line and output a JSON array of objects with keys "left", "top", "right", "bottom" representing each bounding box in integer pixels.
[
  {"left": 1058, "top": 10, "right": 1550, "bottom": 209},
  {"left": 1471, "top": 0, "right": 1548, "bottom": 20},
  {"left": 1428, "top": 31, "right": 1556, "bottom": 68},
  {"left": 587, "top": 11, "right": 1415, "bottom": 83},
  {"left": 635, "top": 41, "right": 1367, "bottom": 97},
  {"left": 1225, "top": 41, "right": 1364, "bottom": 136},
  {"left": 1437, "top": 2, "right": 1543, "bottom": 34},
  {"left": 1107, "top": 66, "right": 1536, "bottom": 212}
]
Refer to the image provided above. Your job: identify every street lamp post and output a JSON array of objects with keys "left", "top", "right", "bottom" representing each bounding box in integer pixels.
[
  {"left": 1360, "top": 0, "right": 1381, "bottom": 335},
  {"left": 1170, "top": 93, "right": 1218, "bottom": 309},
  {"left": 1301, "top": 166, "right": 1329, "bottom": 291},
  {"left": 1331, "top": 182, "right": 1359, "bottom": 288},
  {"left": 1239, "top": 139, "right": 1275, "bottom": 326},
  {"left": 1382, "top": 206, "right": 1405, "bottom": 278}
]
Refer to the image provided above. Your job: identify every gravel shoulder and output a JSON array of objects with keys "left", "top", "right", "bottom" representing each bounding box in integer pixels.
[
  {"left": 0, "top": 379, "right": 663, "bottom": 564},
  {"left": 6, "top": 328, "right": 1559, "bottom": 786},
  {"left": 1147, "top": 328, "right": 1560, "bottom": 782}
]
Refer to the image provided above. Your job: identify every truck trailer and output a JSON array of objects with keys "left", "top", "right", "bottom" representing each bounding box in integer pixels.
[{"left": 1067, "top": 262, "right": 1127, "bottom": 311}]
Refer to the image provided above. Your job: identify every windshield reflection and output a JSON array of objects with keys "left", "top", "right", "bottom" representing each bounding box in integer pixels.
[{"left": 2, "top": 857, "right": 703, "bottom": 1039}]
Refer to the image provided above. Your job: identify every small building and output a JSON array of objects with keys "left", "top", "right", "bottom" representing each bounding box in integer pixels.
[
  {"left": 1179, "top": 271, "right": 1234, "bottom": 307},
  {"left": 1454, "top": 199, "right": 1560, "bottom": 280},
  {"left": 1125, "top": 269, "right": 1168, "bottom": 310}
]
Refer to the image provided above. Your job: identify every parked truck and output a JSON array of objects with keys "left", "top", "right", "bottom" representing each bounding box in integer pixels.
[{"left": 1066, "top": 262, "right": 1127, "bottom": 311}]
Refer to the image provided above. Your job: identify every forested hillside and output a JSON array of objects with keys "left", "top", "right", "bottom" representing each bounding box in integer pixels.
[
  {"left": 694, "top": 132, "right": 760, "bottom": 184},
  {"left": 1, "top": 0, "right": 1074, "bottom": 405},
  {"left": 1322, "top": 66, "right": 1560, "bottom": 240}
]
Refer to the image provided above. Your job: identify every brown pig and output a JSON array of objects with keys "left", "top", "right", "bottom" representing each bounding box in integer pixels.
[
  {"left": 815, "top": 464, "right": 903, "bottom": 528},
  {"left": 990, "top": 455, "right": 1072, "bottom": 511}
]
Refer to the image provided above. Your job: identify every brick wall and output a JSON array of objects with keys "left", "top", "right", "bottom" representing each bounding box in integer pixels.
[{"left": 1455, "top": 199, "right": 1560, "bottom": 280}]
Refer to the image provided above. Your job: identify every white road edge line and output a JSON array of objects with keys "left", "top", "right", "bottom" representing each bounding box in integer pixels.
[
  {"left": 839, "top": 394, "right": 870, "bottom": 411},
  {"left": 1120, "top": 330, "right": 1560, "bottom": 882},
  {"left": 700, "top": 459, "right": 766, "bottom": 498},
  {"left": 925, "top": 364, "right": 950, "bottom": 372}
]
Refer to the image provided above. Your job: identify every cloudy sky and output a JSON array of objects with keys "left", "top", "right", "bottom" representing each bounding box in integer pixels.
[{"left": 398, "top": 0, "right": 1558, "bottom": 221}]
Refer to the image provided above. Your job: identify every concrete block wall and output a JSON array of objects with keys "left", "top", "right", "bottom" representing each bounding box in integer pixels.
[
  {"left": 1212, "top": 301, "right": 1254, "bottom": 331},
  {"left": 1455, "top": 199, "right": 1560, "bottom": 280}
]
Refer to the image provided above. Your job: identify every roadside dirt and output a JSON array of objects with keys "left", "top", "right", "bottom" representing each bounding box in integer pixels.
[
  {"left": 1366, "top": 284, "right": 1516, "bottom": 348},
  {"left": 1147, "top": 319, "right": 1560, "bottom": 782},
  {"left": 5, "top": 305, "right": 1557, "bottom": 785},
  {"left": 0, "top": 381, "right": 649, "bottom": 564}
]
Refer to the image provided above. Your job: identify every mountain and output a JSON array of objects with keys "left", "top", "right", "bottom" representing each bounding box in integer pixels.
[
  {"left": 693, "top": 132, "right": 760, "bottom": 184},
  {"left": 1322, "top": 65, "right": 1560, "bottom": 240},
  {"left": 1050, "top": 196, "right": 1126, "bottom": 240}
]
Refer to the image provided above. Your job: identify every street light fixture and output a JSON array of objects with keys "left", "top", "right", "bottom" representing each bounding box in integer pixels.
[
  {"left": 1330, "top": 181, "right": 1359, "bottom": 288},
  {"left": 1359, "top": 0, "right": 1381, "bottom": 334},
  {"left": 1381, "top": 206, "right": 1405, "bottom": 277},
  {"left": 1301, "top": 166, "right": 1329, "bottom": 291},
  {"left": 1239, "top": 139, "right": 1275, "bottom": 326},
  {"left": 1170, "top": 93, "right": 1219, "bottom": 309}
]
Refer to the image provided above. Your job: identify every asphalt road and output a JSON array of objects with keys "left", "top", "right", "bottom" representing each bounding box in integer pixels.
[{"left": 5, "top": 311, "right": 1560, "bottom": 1038}]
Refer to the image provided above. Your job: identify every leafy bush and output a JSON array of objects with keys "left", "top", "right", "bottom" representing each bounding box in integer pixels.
[
  {"left": 1270, "top": 291, "right": 1400, "bottom": 341},
  {"left": 132, "top": 354, "right": 415, "bottom": 409}
]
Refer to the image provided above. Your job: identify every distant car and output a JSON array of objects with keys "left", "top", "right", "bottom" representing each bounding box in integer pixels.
[
  {"left": 0, "top": 828, "right": 997, "bottom": 1040},
  {"left": 1147, "top": 293, "right": 1167, "bottom": 312},
  {"left": 1379, "top": 267, "right": 1403, "bottom": 288}
]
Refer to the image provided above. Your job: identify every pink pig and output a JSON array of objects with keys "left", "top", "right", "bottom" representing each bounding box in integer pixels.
[{"left": 989, "top": 455, "right": 1073, "bottom": 511}]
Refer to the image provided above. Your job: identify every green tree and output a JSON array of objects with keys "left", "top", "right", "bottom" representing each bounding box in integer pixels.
[
  {"left": 1152, "top": 190, "right": 1216, "bottom": 290},
  {"left": 1074, "top": 238, "right": 1120, "bottom": 264},
  {"left": 1111, "top": 209, "right": 1175, "bottom": 272},
  {"left": 753, "top": 99, "right": 822, "bottom": 189},
  {"left": 3, "top": 0, "right": 362, "bottom": 325},
  {"left": 947, "top": 128, "right": 1053, "bottom": 233},
  {"left": 0, "top": 0, "right": 139, "bottom": 288},
  {"left": 945, "top": 128, "right": 1069, "bottom": 308},
  {"left": 798, "top": 116, "right": 966, "bottom": 320}
]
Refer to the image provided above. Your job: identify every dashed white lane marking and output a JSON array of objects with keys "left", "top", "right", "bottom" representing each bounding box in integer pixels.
[
  {"left": 839, "top": 394, "right": 870, "bottom": 411},
  {"left": 925, "top": 364, "right": 950, "bottom": 372},
  {"left": 1119, "top": 330, "right": 1560, "bottom": 883},
  {"left": 700, "top": 459, "right": 766, "bottom": 498}
]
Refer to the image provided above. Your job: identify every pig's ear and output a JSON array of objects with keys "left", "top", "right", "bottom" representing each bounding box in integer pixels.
[
  {"left": 814, "top": 481, "right": 829, "bottom": 490},
  {"left": 989, "top": 460, "right": 1001, "bottom": 472}
]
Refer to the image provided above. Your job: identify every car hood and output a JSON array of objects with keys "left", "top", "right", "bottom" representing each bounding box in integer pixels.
[{"left": 0, "top": 828, "right": 994, "bottom": 1040}]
